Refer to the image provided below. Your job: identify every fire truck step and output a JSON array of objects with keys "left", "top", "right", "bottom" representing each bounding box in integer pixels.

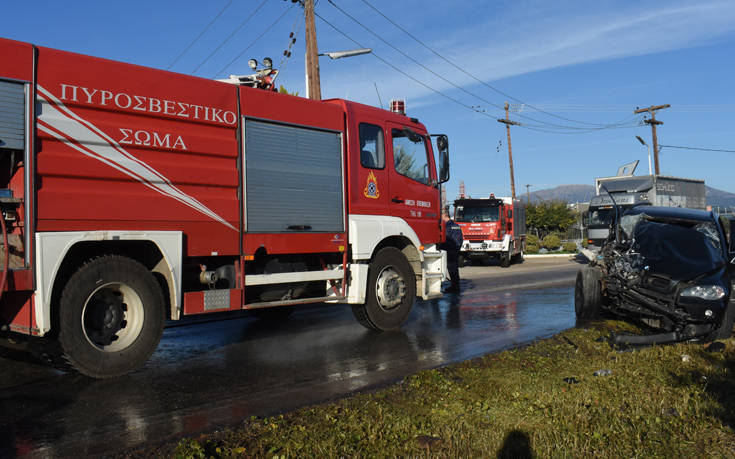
[
  {"left": 244, "top": 295, "right": 346, "bottom": 309},
  {"left": 245, "top": 269, "right": 345, "bottom": 286}
]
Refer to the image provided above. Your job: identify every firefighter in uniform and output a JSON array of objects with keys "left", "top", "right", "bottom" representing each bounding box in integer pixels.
[{"left": 441, "top": 207, "right": 463, "bottom": 294}]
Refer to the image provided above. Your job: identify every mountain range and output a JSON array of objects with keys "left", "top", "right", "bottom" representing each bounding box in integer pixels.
[{"left": 525, "top": 184, "right": 735, "bottom": 208}]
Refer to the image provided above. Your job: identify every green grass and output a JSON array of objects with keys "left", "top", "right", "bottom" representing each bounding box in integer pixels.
[{"left": 159, "top": 320, "right": 735, "bottom": 458}]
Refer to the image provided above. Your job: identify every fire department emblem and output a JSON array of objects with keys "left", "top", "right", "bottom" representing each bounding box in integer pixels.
[{"left": 363, "top": 170, "right": 380, "bottom": 199}]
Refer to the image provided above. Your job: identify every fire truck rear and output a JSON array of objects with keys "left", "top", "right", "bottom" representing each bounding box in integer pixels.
[
  {"left": 0, "top": 38, "right": 450, "bottom": 378},
  {"left": 453, "top": 195, "right": 526, "bottom": 267}
]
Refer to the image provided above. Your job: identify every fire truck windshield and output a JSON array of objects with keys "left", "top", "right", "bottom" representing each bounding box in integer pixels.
[
  {"left": 588, "top": 207, "right": 614, "bottom": 228},
  {"left": 455, "top": 205, "right": 499, "bottom": 223}
]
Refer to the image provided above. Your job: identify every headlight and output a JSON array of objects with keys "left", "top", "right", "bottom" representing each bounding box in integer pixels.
[{"left": 680, "top": 285, "right": 726, "bottom": 300}]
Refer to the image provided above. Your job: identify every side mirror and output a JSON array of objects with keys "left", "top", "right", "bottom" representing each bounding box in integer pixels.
[{"left": 433, "top": 134, "right": 449, "bottom": 183}]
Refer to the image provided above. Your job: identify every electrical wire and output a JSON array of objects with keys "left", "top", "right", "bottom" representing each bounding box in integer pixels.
[
  {"left": 167, "top": 0, "right": 234, "bottom": 70},
  {"left": 328, "top": 0, "right": 637, "bottom": 132},
  {"left": 192, "top": 0, "right": 271, "bottom": 74},
  {"left": 315, "top": 10, "right": 639, "bottom": 134},
  {"left": 659, "top": 144, "right": 735, "bottom": 154},
  {"left": 356, "top": 0, "right": 636, "bottom": 130},
  {"left": 313, "top": 12, "right": 500, "bottom": 121},
  {"left": 213, "top": 4, "right": 297, "bottom": 78},
  {"left": 277, "top": 7, "right": 304, "bottom": 80}
]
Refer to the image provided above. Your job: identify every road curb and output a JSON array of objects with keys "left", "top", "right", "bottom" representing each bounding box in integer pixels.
[{"left": 524, "top": 254, "right": 577, "bottom": 258}]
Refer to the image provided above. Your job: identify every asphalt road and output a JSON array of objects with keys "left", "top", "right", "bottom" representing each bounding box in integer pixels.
[{"left": 0, "top": 257, "right": 584, "bottom": 457}]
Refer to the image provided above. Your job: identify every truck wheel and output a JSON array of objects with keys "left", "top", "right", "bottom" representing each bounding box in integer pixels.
[
  {"left": 352, "top": 247, "right": 416, "bottom": 331},
  {"left": 57, "top": 255, "right": 165, "bottom": 378},
  {"left": 500, "top": 252, "right": 511, "bottom": 268},
  {"left": 709, "top": 300, "right": 735, "bottom": 340},
  {"left": 575, "top": 267, "right": 602, "bottom": 320}
]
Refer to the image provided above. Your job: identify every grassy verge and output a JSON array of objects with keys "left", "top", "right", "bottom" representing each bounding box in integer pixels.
[{"left": 159, "top": 321, "right": 734, "bottom": 457}]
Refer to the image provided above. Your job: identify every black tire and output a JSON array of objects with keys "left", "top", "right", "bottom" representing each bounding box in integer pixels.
[
  {"left": 500, "top": 252, "right": 511, "bottom": 268},
  {"left": 57, "top": 255, "right": 165, "bottom": 378},
  {"left": 458, "top": 254, "right": 468, "bottom": 267},
  {"left": 710, "top": 300, "right": 735, "bottom": 340},
  {"left": 352, "top": 247, "right": 416, "bottom": 331},
  {"left": 575, "top": 267, "right": 602, "bottom": 320}
]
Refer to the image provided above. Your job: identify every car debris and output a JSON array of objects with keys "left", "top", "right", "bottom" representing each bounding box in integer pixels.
[{"left": 576, "top": 206, "right": 735, "bottom": 344}]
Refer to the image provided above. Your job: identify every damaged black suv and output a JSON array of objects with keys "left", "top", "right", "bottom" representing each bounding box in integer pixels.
[{"left": 575, "top": 206, "right": 735, "bottom": 344}]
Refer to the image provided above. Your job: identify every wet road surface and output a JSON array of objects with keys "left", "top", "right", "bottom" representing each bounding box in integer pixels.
[{"left": 0, "top": 258, "right": 581, "bottom": 457}]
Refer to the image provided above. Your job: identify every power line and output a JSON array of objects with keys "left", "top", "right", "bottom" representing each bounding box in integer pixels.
[
  {"left": 192, "top": 0, "right": 271, "bottom": 75},
  {"left": 315, "top": 11, "right": 640, "bottom": 134},
  {"left": 327, "top": 0, "right": 638, "bottom": 133},
  {"left": 313, "top": 12, "right": 495, "bottom": 120},
  {"left": 356, "top": 0, "right": 631, "bottom": 130},
  {"left": 659, "top": 144, "right": 735, "bottom": 154},
  {"left": 167, "top": 1, "right": 233, "bottom": 70},
  {"left": 213, "top": 4, "right": 297, "bottom": 78}
]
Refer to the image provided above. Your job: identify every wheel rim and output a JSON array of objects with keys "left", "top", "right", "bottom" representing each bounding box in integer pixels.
[
  {"left": 375, "top": 265, "right": 406, "bottom": 311},
  {"left": 81, "top": 282, "right": 145, "bottom": 352}
]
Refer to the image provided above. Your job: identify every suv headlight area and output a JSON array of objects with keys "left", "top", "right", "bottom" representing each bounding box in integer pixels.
[{"left": 679, "top": 285, "right": 726, "bottom": 301}]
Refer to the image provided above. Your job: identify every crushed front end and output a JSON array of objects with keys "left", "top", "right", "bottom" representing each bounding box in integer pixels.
[{"left": 594, "top": 207, "right": 731, "bottom": 342}]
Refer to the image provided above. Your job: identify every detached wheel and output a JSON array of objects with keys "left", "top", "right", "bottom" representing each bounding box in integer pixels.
[
  {"left": 58, "top": 255, "right": 165, "bottom": 378},
  {"left": 575, "top": 267, "right": 602, "bottom": 320},
  {"left": 710, "top": 300, "right": 735, "bottom": 340},
  {"left": 352, "top": 247, "right": 416, "bottom": 331}
]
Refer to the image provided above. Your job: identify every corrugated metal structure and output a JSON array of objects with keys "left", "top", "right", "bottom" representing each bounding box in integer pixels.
[
  {"left": 0, "top": 81, "right": 25, "bottom": 150},
  {"left": 244, "top": 119, "right": 344, "bottom": 233}
]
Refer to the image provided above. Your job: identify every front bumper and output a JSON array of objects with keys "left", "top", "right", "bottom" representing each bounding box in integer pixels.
[{"left": 460, "top": 240, "right": 503, "bottom": 254}]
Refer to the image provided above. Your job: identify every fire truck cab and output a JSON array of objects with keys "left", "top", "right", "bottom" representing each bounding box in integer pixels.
[
  {"left": 454, "top": 195, "right": 526, "bottom": 267},
  {"left": 0, "top": 38, "right": 449, "bottom": 378}
]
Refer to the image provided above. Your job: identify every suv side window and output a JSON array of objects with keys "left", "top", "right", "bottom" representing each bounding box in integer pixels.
[
  {"left": 359, "top": 123, "right": 385, "bottom": 169},
  {"left": 392, "top": 128, "right": 430, "bottom": 185}
]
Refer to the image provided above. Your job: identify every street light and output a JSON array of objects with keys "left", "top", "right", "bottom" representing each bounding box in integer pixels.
[
  {"left": 635, "top": 135, "right": 652, "bottom": 176},
  {"left": 305, "top": 48, "right": 372, "bottom": 99},
  {"left": 319, "top": 48, "right": 372, "bottom": 60}
]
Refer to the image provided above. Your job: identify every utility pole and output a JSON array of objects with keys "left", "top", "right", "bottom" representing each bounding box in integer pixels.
[
  {"left": 525, "top": 184, "right": 532, "bottom": 205},
  {"left": 304, "top": 0, "right": 321, "bottom": 100},
  {"left": 633, "top": 104, "right": 670, "bottom": 175},
  {"left": 497, "top": 102, "right": 520, "bottom": 201}
]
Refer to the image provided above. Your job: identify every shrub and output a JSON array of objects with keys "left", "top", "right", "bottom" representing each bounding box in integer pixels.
[
  {"left": 526, "top": 242, "right": 540, "bottom": 254},
  {"left": 562, "top": 241, "right": 578, "bottom": 253},
  {"left": 542, "top": 234, "right": 561, "bottom": 250},
  {"left": 526, "top": 234, "right": 539, "bottom": 247}
]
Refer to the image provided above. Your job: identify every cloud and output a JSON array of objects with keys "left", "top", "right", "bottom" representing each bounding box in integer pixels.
[{"left": 314, "top": 0, "right": 735, "bottom": 106}]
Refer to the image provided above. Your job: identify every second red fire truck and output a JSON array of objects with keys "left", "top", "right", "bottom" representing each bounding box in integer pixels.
[
  {"left": 453, "top": 195, "right": 526, "bottom": 267},
  {"left": 0, "top": 37, "right": 450, "bottom": 378}
]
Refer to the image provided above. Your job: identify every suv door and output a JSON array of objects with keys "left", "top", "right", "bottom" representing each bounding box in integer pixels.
[{"left": 386, "top": 123, "right": 440, "bottom": 243}]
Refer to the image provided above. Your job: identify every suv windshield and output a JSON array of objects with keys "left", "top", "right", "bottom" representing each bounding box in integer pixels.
[{"left": 456, "top": 205, "right": 499, "bottom": 223}]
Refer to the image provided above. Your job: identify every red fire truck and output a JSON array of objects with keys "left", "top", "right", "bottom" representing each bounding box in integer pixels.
[
  {"left": 453, "top": 195, "right": 526, "bottom": 267},
  {"left": 0, "top": 38, "right": 450, "bottom": 378}
]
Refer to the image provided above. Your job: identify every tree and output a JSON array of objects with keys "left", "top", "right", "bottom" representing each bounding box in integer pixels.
[
  {"left": 526, "top": 201, "right": 578, "bottom": 238},
  {"left": 278, "top": 85, "right": 299, "bottom": 96}
]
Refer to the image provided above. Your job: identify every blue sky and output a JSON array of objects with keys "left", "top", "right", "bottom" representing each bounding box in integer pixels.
[{"left": 5, "top": 0, "right": 735, "bottom": 201}]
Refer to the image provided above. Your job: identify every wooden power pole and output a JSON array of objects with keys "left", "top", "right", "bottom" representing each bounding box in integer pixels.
[
  {"left": 497, "top": 102, "right": 520, "bottom": 201},
  {"left": 633, "top": 104, "right": 670, "bottom": 175},
  {"left": 304, "top": 0, "right": 321, "bottom": 100}
]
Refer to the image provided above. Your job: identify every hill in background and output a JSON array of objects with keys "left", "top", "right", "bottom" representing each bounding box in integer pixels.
[{"left": 525, "top": 184, "right": 735, "bottom": 207}]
